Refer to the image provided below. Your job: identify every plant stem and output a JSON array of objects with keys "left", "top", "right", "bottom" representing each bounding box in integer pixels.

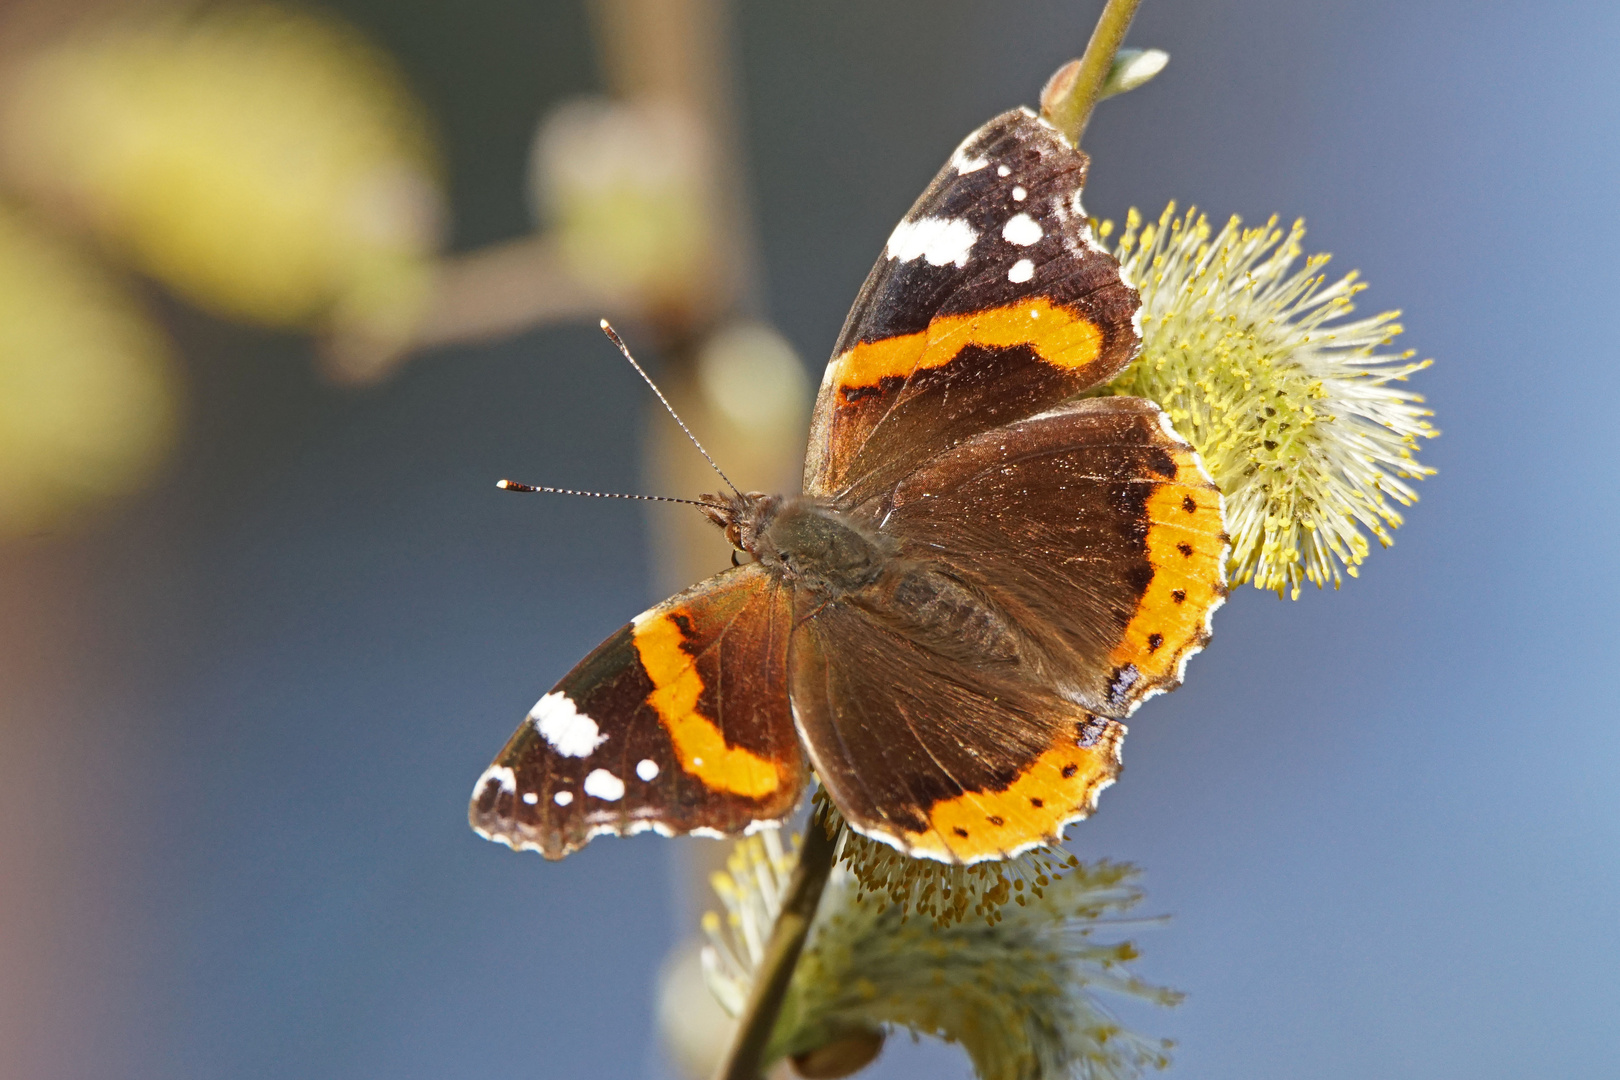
[
  {"left": 1041, "top": 0, "right": 1145, "bottom": 147},
  {"left": 712, "top": 813, "right": 840, "bottom": 1080}
]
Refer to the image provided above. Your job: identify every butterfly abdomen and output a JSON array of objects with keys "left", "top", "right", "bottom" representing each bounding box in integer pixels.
[
  {"left": 857, "top": 563, "right": 1023, "bottom": 665},
  {"left": 747, "top": 498, "right": 1024, "bottom": 664}
]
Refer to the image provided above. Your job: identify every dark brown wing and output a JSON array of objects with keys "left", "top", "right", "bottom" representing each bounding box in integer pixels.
[
  {"left": 872, "top": 396, "right": 1229, "bottom": 716},
  {"left": 470, "top": 564, "right": 806, "bottom": 859},
  {"left": 788, "top": 397, "right": 1226, "bottom": 863},
  {"left": 790, "top": 597, "right": 1126, "bottom": 864},
  {"left": 803, "top": 108, "right": 1140, "bottom": 506}
]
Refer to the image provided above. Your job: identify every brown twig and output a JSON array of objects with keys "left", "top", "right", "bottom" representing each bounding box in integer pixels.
[{"left": 712, "top": 816, "right": 840, "bottom": 1080}]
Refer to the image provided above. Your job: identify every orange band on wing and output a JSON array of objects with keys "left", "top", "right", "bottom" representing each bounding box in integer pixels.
[
  {"left": 894, "top": 720, "right": 1124, "bottom": 863},
  {"left": 830, "top": 298, "right": 1103, "bottom": 396},
  {"left": 1107, "top": 445, "right": 1227, "bottom": 686},
  {"left": 632, "top": 611, "right": 781, "bottom": 799}
]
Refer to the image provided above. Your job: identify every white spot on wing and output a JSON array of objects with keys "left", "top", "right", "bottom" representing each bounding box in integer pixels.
[
  {"left": 1011, "top": 185, "right": 1027, "bottom": 201},
  {"left": 636, "top": 758, "right": 660, "bottom": 781},
  {"left": 584, "top": 769, "right": 625, "bottom": 801},
  {"left": 1079, "top": 222, "right": 1110, "bottom": 257},
  {"left": 1001, "top": 213, "right": 1043, "bottom": 246},
  {"left": 950, "top": 140, "right": 988, "bottom": 174},
  {"left": 997, "top": 164, "right": 1011, "bottom": 177},
  {"left": 522, "top": 791, "right": 538, "bottom": 805},
  {"left": 553, "top": 790, "right": 574, "bottom": 806},
  {"left": 1007, "top": 258, "right": 1035, "bottom": 283},
  {"left": 624, "top": 820, "right": 677, "bottom": 838},
  {"left": 886, "top": 216, "right": 979, "bottom": 268},
  {"left": 529, "top": 692, "right": 607, "bottom": 758},
  {"left": 474, "top": 764, "right": 516, "bottom": 797}
]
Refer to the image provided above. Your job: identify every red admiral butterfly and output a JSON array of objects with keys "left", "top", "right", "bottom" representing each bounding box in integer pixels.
[{"left": 471, "top": 107, "right": 1227, "bottom": 863}]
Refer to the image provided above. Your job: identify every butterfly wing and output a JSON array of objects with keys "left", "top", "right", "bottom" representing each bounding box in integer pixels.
[
  {"left": 790, "top": 602, "right": 1126, "bottom": 864},
  {"left": 789, "top": 397, "right": 1226, "bottom": 863},
  {"left": 470, "top": 564, "right": 806, "bottom": 859},
  {"left": 804, "top": 107, "right": 1140, "bottom": 506},
  {"left": 873, "top": 395, "right": 1229, "bottom": 716}
]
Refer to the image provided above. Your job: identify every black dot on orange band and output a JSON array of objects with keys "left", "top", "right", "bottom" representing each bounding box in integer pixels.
[
  {"left": 1182, "top": 495, "right": 1196, "bottom": 513},
  {"left": 953, "top": 826, "right": 970, "bottom": 838},
  {"left": 1177, "top": 542, "right": 1194, "bottom": 557},
  {"left": 987, "top": 815, "right": 1005, "bottom": 826},
  {"left": 1030, "top": 797, "right": 1044, "bottom": 808},
  {"left": 1147, "top": 632, "right": 1164, "bottom": 652},
  {"left": 1172, "top": 589, "right": 1186, "bottom": 603},
  {"left": 1061, "top": 763, "right": 1078, "bottom": 778}
]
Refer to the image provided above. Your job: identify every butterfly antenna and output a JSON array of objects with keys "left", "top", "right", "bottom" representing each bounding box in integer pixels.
[
  {"left": 599, "top": 320, "right": 741, "bottom": 496},
  {"left": 496, "top": 480, "right": 708, "bottom": 507}
]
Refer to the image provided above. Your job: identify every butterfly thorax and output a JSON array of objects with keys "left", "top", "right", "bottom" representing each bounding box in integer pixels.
[
  {"left": 701, "top": 489, "right": 1024, "bottom": 663},
  {"left": 702, "top": 491, "right": 888, "bottom": 597}
]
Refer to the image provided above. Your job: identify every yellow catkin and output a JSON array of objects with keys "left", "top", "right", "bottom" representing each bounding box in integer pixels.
[{"left": 1097, "top": 204, "right": 1437, "bottom": 597}]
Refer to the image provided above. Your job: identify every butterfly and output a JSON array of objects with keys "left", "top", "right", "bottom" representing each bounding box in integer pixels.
[{"left": 470, "top": 107, "right": 1228, "bottom": 864}]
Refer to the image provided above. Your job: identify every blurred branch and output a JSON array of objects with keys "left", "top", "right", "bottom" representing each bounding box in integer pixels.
[
  {"left": 588, "top": 0, "right": 762, "bottom": 327},
  {"left": 365, "top": 0, "right": 766, "bottom": 373},
  {"left": 409, "top": 235, "right": 644, "bottom": 350},
  {"left": 0, "top": 0, "right": 173, "bottom": 66}
]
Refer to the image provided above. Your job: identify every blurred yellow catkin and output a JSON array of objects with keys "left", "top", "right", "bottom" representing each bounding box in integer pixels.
[
  {"left": 531, "top": 96, "right": 716, "bottom": 321},
  {"left": 0, "top": 4, "right": 444, "bottom": 372},
  {"left": 0, "top": 205, "right": 179, "bottom": 536}
]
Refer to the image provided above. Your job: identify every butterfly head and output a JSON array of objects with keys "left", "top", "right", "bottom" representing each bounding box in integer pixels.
[
  {"left": 698, "top": 489, "right": 782, "bottom": 555},
  {"left": 699, "top": 491, "right": 889, "bottom": 596}
]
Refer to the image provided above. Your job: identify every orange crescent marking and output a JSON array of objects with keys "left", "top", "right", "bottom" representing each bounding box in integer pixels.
[
  {"left": 891, "top": 721, "right": 1124, "bottom": 863},
  {"left": 829, "top": 298, "right": 1104, "bottom": 395},
  {"left": 829, "top": 329, "right": 927, "bottom": 392},
  {"left": 1108, "top": 446, "right": 1227, "bottom": 685},
  {"left": 632, "top": 610, "right": 781, "bottom": 799}
]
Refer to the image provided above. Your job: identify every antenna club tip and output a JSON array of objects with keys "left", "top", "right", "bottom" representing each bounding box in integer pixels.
[
  {"left": 496, "top": 479, "right": 511, "bottom": 489},
  {"left": 598, "top": 318, "right": 610, "bottom": 330}
]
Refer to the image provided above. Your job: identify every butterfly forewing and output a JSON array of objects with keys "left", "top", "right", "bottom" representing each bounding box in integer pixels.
[
  {"left": 804, "top": 108, "right": 1140, "bottom": 506},
  {"left": 470, "top": 565, "right": 806, "bottom": 859}
]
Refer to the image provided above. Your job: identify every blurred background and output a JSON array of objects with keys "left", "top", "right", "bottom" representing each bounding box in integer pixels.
[{"left": 2, "top": 1, "right": 1617, "bottom": 1078}]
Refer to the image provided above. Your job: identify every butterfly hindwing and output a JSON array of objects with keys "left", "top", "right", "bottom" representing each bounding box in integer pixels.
[
  {"left": 789, "top": 598, "right": 1125, "bottom": 864},
  {"left": 870, "top": 396, "right": 1228, "bottom": 717},
  {"left": 804, "top": 107, "right": 1140, "bottom": 505},
  {"left": 787, "top": 397, "right": 1226, "bottom": 862},
  {"left": 470, "top": 565, "right": 806, "bottom": 859}
]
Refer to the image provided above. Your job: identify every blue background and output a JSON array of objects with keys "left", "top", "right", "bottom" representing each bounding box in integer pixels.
[{"left": 4, "top": 2, "right": 1617, "bottom": 1078}]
